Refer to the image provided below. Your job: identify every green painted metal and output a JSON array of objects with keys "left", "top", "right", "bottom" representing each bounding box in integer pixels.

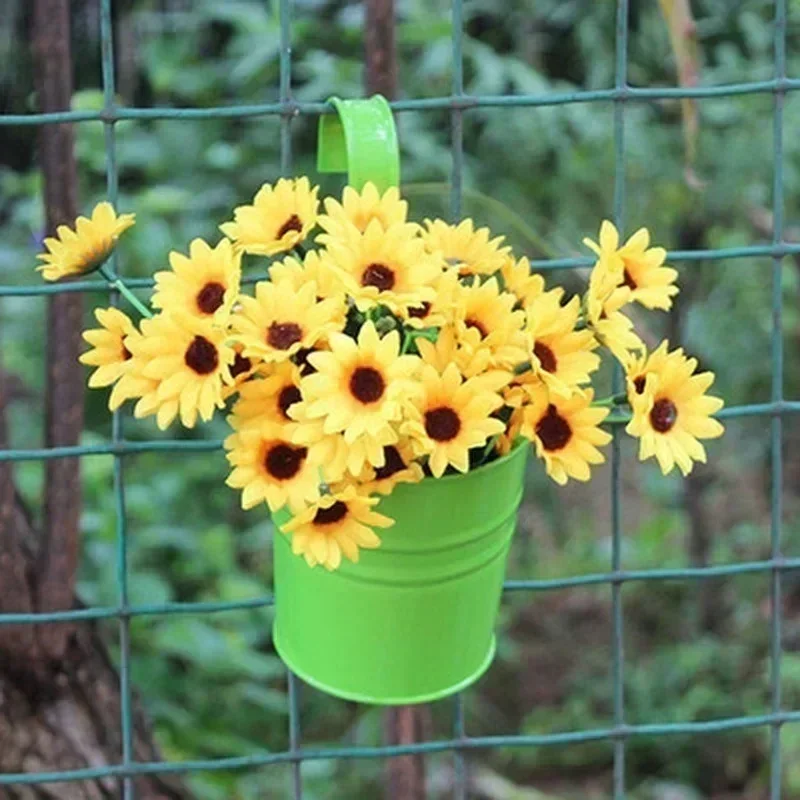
[
  {"left": 317, "top": 95, "right": 400, "bottom": 191},
  {"left": 272, "top": 442, "right": 528, "bottom": 705},
  {"left": 0, "top": 0, "right": 793, "bottom": 797}
]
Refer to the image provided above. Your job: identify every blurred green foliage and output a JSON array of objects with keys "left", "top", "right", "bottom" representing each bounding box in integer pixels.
[{"left": 2, "top": 0, "right": 800, "bottom": 798}]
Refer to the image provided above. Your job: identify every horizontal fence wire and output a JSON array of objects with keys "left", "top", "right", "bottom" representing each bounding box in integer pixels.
[{"left": 0, "top": 0, "right": 794, "bottom": 796}]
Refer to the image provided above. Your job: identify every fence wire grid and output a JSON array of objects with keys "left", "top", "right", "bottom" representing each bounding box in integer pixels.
[{"left": 0, "top": 0, "right": 797, "bottom": 798}]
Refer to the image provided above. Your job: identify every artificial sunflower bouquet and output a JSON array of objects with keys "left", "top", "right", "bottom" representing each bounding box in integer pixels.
[{"left": 36, "top": 178, "right": 724, "bottom": 702}]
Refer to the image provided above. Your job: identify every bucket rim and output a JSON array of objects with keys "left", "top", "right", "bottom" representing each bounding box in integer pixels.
[{"left": 413, "top": 437, "right": 529, "bottom": 486}]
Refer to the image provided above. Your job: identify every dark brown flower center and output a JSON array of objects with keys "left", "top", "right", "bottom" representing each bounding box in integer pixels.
[
  {"left": 313, "top": 501, "right": 349, "bottom": 525},
  {"left": 650, "top": 397, "right": 678, "bottom": 433},
  {"left": 196, "top": 281, "right": 226, "bottom": 314},
  {"left": 622, "top": 267, "right": 637, "bottom": 290},
  {"left": 534, "top": 341, "right": 557, "bottom": 373},
  {"left": 349, "top": 366, "right": 385, "bottom": 404},
  {"left": 633, "top": 375, "right": 646, "bottom": 394},
  {"left": 408, "top": 302, "right": 431, "bottom": 319},
  {"left": 293, "top": 347, "right": 317, "bottom": 376},
  {"left": 264, "top": 443, "right": 307, "bottom": 480},
  {"left": 278, "top": 385, "right": 302, "bottom": 419},
  {"left": 230, "top": 352, "right": 252, "bottom": 378},
  {"left": 424, "top": 406, "right": 461, "bottom": 442},
  {"left": 267, "top": 321, "right": 303, "bottom": 350},
  {"left": 465, "top": 317, "right": 488, "bottom": 338},
  {"left": 374, "top": 445, "right": 407, "bottom": 480},
  {"left": 277, "top": 214, "right": 303, "bottom": 239},
  {"left": 361, "top": 263, "right": 395, "bottom": 291},
  {"left": 184, "top": 336, "right": 219, "bottom": 375},
  {"left": 536, "top": 404, "right": 572, "bottom": 451}
]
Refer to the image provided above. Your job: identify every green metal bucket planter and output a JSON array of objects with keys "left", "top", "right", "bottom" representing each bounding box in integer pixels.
[{"left": 271, "top": 443, "right": 529, "bottom": 705}]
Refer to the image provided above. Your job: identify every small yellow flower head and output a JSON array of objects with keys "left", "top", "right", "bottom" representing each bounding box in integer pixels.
[
  {"left": 153, "top": 238, "right": 241, "bottom": 323},
  {"left": 358, "top": 439, "right": 425, "bottom": 496},
  {"left": 268, "top": 249, "right": 347, "bottom": 300},
  {"left": 228, "top": 361, "right": 303, "bottom": 428},
  {"left": 220, "top": 177, "right": 319, "bottom": 256},
  {"left": 397, "top": 266, "right": 460, "bottom": 330},
  {"left": 319, "top": 219, "right": 439, "bottom": 314},
  {"left": 584, "top": 220, "right": 678, "bottom": 311},
  {"left": 294, "top": 321, "right": 421, "bottom": 472},
  {"left": 230, "top": 280, "right": 345, "bottom": 367},
  {"left": 422, "top": 218, "right": 511, "bottom": 277},
  {"left": 454, "top": 277, "right": 530, "bottom": 369},
  {"left": 403, "top": 362, "right": 506, "bottom": 478},
  {"left": 36, "top": 202, "right": 135, "bottom": 281},
  {"left": 501, "top": 256, "right": 546, "bottom": 307},
  {"left": 79, "top": 307, "right": 136, "bottom": 389},
  {"left": 318, "top": 182, "right": 409, "bottom": 237},
  {"left": 127, "top": 312, "right": 234, "bottom": 429},
  {"left": 585, "top": 283, "right": 645, "bottom": 364},
  {"left": 525, "top": 289, "right": 599, "bottom": 396},
  {"left": 625, "top": 341, "right": 724, "bottom": 476},
  {"left": 521, "top": 387, "right": 611, "bottom": 485},
  {"left": 280, "top": 484, "right": 394, "bottom": 571},
  {"left": 225, "top": 419, "right": 323, "bottom": 513}
]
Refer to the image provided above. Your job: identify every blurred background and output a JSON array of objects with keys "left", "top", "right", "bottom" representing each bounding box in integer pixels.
[{"left": 1, "top": 0, "right": 800, "bottom": 798}]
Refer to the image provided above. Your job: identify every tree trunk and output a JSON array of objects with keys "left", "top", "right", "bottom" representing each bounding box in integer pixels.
[{"left": 0, "top": 4, "right": 191, "bottom": 797}]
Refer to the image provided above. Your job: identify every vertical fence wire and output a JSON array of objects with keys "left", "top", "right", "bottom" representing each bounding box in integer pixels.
[
  {"left": 278, "top": 1, "right": 304, "bottom": 798},
  {"left": 611, "top": 0, "right": 629, "bottom": 796},
  {"left": 99, "top": 0, "right": 135, "bottom": 797},
  {"left": 769, "top": 0, "right": 787, "bottom": 797}
]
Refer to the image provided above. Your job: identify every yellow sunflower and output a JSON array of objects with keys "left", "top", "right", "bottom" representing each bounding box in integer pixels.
[
  {"left": 127, "top": 312, "right": 233, "bottom": 429},
  {"left": 224, "top": 419, "right": 322, "bottom": 512},
  {"left": 280, "top": 484, "right": 394, "bottom": 571},
  {"left": 222, "top": 344, "right": 261, "bottom": 399},
  {"left": 295, "top": 321, "right": 420, "bottom": 469},
  {"left": 36, "top": 201, "right": 135, "bottom": 280},
  {"left": 106, "top": 322, "right": 160, "bottom": 412},
  {"left": 153, "top": 238, "right": 241, "bottom": 322},
  {"left": 396, "top": 266, "right": 459, "bottom": 331},
  {"left": 403, "top": 363, "right": 506, "bottom": 477},
  {"left": 454, "top": 277, "right": 530, "bottom": 368},
  {"left": 320, "top": 219, "right": 440, "bottom": 313},
  {"left": 220, "top": 177, "right": 318, "bottom": 256},
  {"left": 318, "top": 182, "right": 409, "bottom": 236},
  {"left": 417, "top": 324, "right": 511, "bottom": 386},
  {"left": 79, "top": 307, "right": 136, "bottom": 388},
  {"left": 359, "top": 439, "right": 425, "bottom": 496},
  {"left": 525, "top": 289, "right": 599, "bottom": 396},
  {"left": 268, "top": 249, "right": 347, "bottom": 300},
  {"left": 586, "top": 283, "right": 644, "bottom": 364},
  {"left": 521, "top": 387, "right": 611, "bottom": 485},
  {"left": 585, "top": 221, "right": 678, "bottom": 311},
  {"left": 501, "top": 256, "right": 545, "bottom": 307},
  {"left": 625, "top": 342, "right": 724, "bottom": 476},
  {"left": 229, "top": 361, "right": 303, "bottom": 427},
  {"left": 230, "top": 280, "right": 345, "bottom": 365},
  {"left": 285, "top": 409, "right": 351, "bottom": 485},
  {"left": 421, "top": 218, "right": 510, "bottom": 277}
]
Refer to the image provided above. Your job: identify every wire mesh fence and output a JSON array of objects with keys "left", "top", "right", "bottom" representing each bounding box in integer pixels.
[{"left": 0, "top": 0, "right": 797, "bottom": 797}]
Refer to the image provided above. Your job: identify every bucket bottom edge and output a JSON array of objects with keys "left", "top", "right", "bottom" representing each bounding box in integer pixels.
[{"left": 273, "top": 627, "right": 497, "bottom": 706}]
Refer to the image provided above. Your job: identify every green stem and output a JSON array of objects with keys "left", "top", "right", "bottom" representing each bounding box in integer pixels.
[
  {"left": 400, "top": 330, "right": 413, "bottom": 355},
  {"left": 99, "top": 264, "right": 153, "bottom": 318},
  {"left": 593, "top": 392, "right": 629, "bottom": 408}
]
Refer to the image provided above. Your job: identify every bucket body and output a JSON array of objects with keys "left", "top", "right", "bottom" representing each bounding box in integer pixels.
[{"left": 272, "top": 443, "right": 528, "bottom": 705}]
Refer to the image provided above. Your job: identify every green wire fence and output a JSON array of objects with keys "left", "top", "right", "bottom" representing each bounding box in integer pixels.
[{"left": 0, "top": 0, "right": 796, "bottom": 797}]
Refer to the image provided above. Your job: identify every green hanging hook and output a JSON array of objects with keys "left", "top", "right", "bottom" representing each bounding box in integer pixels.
[{"left": 317, "top": 95, "right": 400, "bottom": 192}]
